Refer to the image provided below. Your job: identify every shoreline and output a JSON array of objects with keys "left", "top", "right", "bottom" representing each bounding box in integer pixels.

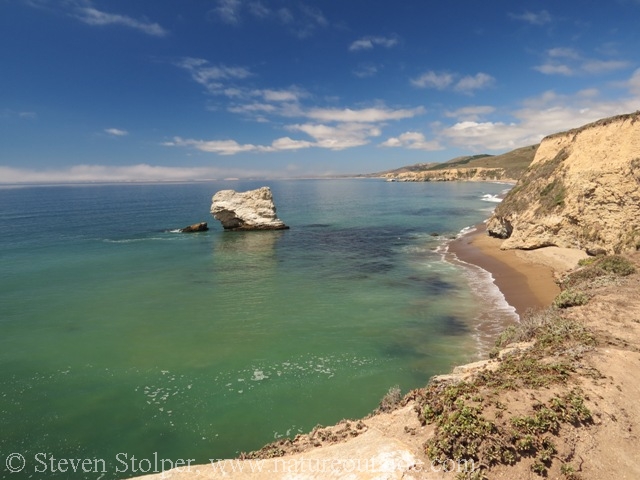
[{"left": 447, "top": 223, "right": 561, "bottom": 317}]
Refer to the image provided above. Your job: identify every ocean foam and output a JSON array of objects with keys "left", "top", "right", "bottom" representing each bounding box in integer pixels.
[
  {"left": 481, "top": 194, "right": 502, "bottom": 203},
  {"left": 446, "top": 255, "right": 519, "bottom": 356}
]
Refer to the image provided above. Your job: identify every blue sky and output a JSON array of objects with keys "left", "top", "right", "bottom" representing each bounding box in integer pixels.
[{"left": 1, "top": 0, "right": 639, "bottom": 182}]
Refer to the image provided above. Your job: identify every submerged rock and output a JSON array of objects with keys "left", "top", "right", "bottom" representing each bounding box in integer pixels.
[
  {"left": 210, "top": 187, "right": 289, "bottom": 231},
  {"left": 180, "top": 222, "right": 209, "bottom": 233}
]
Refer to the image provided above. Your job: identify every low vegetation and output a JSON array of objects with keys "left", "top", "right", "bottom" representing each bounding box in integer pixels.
[{"left": 412, "top": 304, "right": 599, "bottom": 479}]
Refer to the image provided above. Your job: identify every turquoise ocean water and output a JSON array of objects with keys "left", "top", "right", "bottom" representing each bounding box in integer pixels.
[{"left": 0, "top": 179, "right": 516, "bottom": 478}]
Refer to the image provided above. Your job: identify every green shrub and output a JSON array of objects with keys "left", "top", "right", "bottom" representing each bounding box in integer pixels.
[
  {"left": 553, "top": 289, "right": 590, "bottom": 309},
  {"left": 561, "top": 255, "right": 636, "bottom": 289},
  {"left": 596, "top": 255, "right": 636, "bottom": 276}
]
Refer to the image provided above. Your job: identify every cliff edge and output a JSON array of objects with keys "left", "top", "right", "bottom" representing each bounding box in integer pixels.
[{"left": 487, "top": 112, "right": 640, "bottom": 253}]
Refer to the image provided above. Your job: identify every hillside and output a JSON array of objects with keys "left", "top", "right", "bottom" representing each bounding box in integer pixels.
[
  {"left": 487, "top": 111, "right": 640, "bottom": 254},
  {"left": 374, "top": 145, "right": 538, "bottom": 182}
]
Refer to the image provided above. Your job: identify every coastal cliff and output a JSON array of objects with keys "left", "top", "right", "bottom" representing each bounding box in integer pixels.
[
  {"left": 487, "top": 112, "right": 640, "bottom": 254},
  {"left": 378, "top": 145, "right": 537, "bottom": 183},
  {"left": 382, "top": 166, "right": 509, "bottom": 182}
]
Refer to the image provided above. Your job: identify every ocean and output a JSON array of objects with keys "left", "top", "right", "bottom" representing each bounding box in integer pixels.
[{"left": 0, "top": 179, "right": 516, "bottom": 478}]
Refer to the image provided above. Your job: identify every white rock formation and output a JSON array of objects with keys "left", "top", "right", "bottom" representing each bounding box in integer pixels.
[{"left": 211, "top": 187, "right": 289, "bottom": 231}]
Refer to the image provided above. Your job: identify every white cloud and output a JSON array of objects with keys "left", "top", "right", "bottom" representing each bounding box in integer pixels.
[
  {"left": 2, "top": 109, "right": 38, "bottom": 120},
  {"left": 438, "top": 74, "right": 640, "bottom": 151},
  {"left": 288, "top": 122, "right": 381, "bottom": 150},
  {"left": 176, "top": 57, "right": 252, "bottom": 93},
  {"left": 509, "top": 10, "right": 552, "bottom": 26},
  {"left": 259, "top": 88, "right": 304, "bottom": 102},
  {"left": 455, "top": 73, "right": 495, "bottom": 93},
  {"left": 349, "top": 36, "right": 398, "bottom": 52},
  {"left": 629, "top": 68, "right": 640, "bottom": 94},
  {"left": 410, "top": 71, "right": 454, "bottom": 89},
  {"left": 548, "top": 47, "right": 580, "bottom": 59},
  {"left": 105, "top": 128, "right": 128, "bottom": 136},
  {"left": 535, "top": 47, "right": 631, "bottom": 76},
  {"left": 534, "top": 63, "right": 574, "bottom": 76},
  {"left": 411, "top": 71, "right": 494, "bottom": 94},
  {"left": 248, "top": 1, "right": 270, "bottom": 18},
  {"left": 213, "top": 0, "right": 242, "bottom": 25},
  {"left": 445, "top": 106, "right": 496, "bottom": 121},
  {"left": 380, "top": 132, "right": 442, "bottom": 151},
  {"left": 211, "top": 1, "right": 329, "bottom": 38},
  {"left": 0, "top": 164, "right": 273, "bottom": 184},
  {"left": 306, "top": 106, "right": 425, "bottom": 123},
  {"left": 164, "top": 137, "right": 262, "bottom": 155},
  {"left": 353, "top": 63, "right": 379, "bottom": 78},
  {"left": 74, "top": 6, "right": 168, "bottom": 36},
  {"left": 582, "top": 59, "right": 631, "bottom": 74},
  {"left": 270, "top": 136, "right": 314, "bottom": 150}
]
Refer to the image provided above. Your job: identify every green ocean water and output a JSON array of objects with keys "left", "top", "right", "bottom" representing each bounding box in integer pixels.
[{"left": 0, "top": 179, "right": 515, "bottom": 478}]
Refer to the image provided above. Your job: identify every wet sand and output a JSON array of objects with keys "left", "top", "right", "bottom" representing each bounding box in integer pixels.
[{"left": 448, "top": 224, "right": 561, "bottom": 316}]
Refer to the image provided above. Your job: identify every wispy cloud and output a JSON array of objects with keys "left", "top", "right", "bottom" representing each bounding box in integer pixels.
[
  {"left": 175, "top": 57, "right": 252, "bottom": 94},
  {"left": 305, "top": 106, "right": 425, "bottom": 123},
  {"left": 0, "top": 164, "right": 274, "bottom": 184},
  {"left": 1, "top": 109, "right": 38, "bottom": 120},
  {"left": 74, "top": 6, "right": 168, "bottom": 36},
  {"left": 509, "top": 10, "right": 552, "bottom": 26},
  {"left": 454, "top": 73, "right": 495, "bottom": 93},
  {"left": 164, "top": 138, "right": 263, "bottom": 155},
  {"left": 411, "top": 71, "right": 495, "bottom": 94},
  {"left": 353, "top": 63, "right": 379, "bottom": 78},
  {"left": 410, "top": 71, "right": 454, "bottom": 89},
  {"left": 213, "top": 0, "right": 242, "bottom": 25},
  {"left": 444, "top": 106, "right": 496, "bottom": 121},
  {"left": 379, "top": 132, "right": 442, "bottom": 151},
  {"left": 534, "top": 47, "right": 631, "bottom": 76},
  {"left": 104, "top": 128, "right": 128, "bottom": 136},
  {"left": 210, "top": 0, "right": 329, "bottom": 37},
  {"left": 349, "top": 36, "right": 399, "bottom": 52},
  {"left": 22, "top": 0, "right": 168, "bottom": 36}
]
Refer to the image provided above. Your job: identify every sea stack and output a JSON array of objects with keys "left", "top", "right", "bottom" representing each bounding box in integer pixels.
[{"left": 210, "top": 186, "right": 289, "bottom": 231}]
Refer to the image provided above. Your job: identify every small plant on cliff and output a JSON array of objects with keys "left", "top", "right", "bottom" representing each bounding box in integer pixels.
[
  {"left": 378, "top": 385, "right": 402, "bottom": 412},
  {"left": 553, "top": 289, "right": 590, "bottom": 309}
]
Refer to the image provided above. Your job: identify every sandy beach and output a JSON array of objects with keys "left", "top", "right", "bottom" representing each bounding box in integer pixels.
[{"left": 448, "top": 223, "right": 571, "bottom": 316}]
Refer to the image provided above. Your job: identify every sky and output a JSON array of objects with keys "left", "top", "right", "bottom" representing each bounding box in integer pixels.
[{"left": 1, "top": 0, "right": 640, "bottom": 183}]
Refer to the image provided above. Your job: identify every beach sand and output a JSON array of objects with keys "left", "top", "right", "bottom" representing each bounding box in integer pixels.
[{"left": 448, "top": 223, "right": 586, "bottom": 316}]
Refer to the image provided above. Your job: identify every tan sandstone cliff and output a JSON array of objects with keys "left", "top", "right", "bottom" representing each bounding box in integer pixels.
[
  {"left": 487, "top": 111, "right": 640, "bottom": 253},
  {"left": 382, "top": 167, "right": 509, "bottom": 182}
]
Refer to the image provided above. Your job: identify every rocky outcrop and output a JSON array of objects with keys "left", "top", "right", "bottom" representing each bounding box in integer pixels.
[
  {"left": 381, "top": 167, "right": 511, "bottom": 182},
  {"left": 487, "top": 111, "right": 640, "bottom": 254},
  {"left": 211, "top": 187, "right": 289, "bottom": 231},
  {"left": 180, "top": 222, "right": 208, "bottom": 233}
]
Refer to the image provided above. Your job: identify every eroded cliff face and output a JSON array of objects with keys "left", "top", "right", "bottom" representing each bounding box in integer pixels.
[
  {"left": 381, "top": 167, "right": 511, "bottom": 182},
  {"left": 487, "top": 112, "right": 640, "bottom": 253}
]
